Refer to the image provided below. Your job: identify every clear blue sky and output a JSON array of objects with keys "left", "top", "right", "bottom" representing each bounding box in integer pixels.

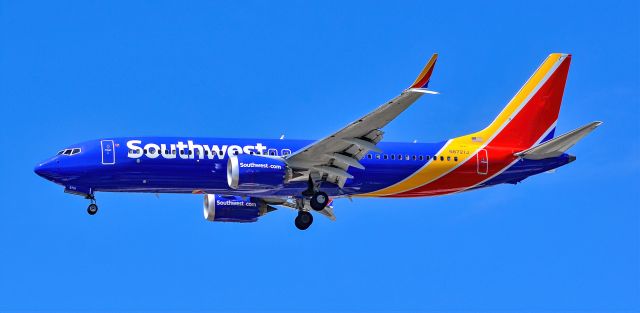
[{"left": 1, "top": 1, "right": 638, "bottom": 312}]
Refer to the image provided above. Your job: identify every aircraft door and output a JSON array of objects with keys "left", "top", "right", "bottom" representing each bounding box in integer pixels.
[
  {"left": 101, "top": 140, "right": 116, "bottom": 165},
  {"left": 476, "top": 149, "right": 488, "bottom": 175}
]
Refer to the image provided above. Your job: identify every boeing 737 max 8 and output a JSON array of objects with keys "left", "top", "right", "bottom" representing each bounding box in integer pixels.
[{"left": 34, "top": 53, "right": 601, "bottom": 230}]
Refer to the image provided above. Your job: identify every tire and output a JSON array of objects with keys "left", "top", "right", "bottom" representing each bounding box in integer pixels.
[
  {"left": 310, "top": 191, "right": 329, "bottom": 211},
  {"left": 294, "top": 211, "right": 313, "bottom": 230},
  {"left": 87, "top": 204, "right": 98, "bottom": 215}
]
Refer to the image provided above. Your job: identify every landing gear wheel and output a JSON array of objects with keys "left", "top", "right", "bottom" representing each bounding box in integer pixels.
[
  {"left": 310, "top": 191, "right": 329, "bottom": 211},
  {"left": 87, "top": 203, "right": 98, "bottom": 215},
  {"left": 295, "top": 211, "right": 313, "bottom": 230}
]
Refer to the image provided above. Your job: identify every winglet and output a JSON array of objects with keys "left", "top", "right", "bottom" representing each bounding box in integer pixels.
[{"left": 409, "top": 53, "right": 438, "bottom": 89}]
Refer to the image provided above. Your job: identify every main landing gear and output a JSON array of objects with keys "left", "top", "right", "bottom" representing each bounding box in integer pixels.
[
  {"left": 294, "top": 177, "right": 330, "bottom": 230},
  {"left": 86, "top": 196, "right": 98, "bottom": 215},
  {"left": 302, "top": 176, "right": 330, "bottom": 211},
  {"left": 310, "top": 191, "right": 329, "bottom": 211},
  {"left": 295, "top": 211, "right": 313, "bottom": 230}
]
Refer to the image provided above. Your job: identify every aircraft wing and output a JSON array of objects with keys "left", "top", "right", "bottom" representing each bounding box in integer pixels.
[{"left": 285, "top": 54, "right": 438, "bottom": 188}]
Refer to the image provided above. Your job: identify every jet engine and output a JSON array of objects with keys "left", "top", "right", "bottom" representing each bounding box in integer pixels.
[
  {"left": 203, "top": 194, "right": 276, "bottom": 223},
  {"left": 227, "top": 154, "right": 291, "bottom": 190}
]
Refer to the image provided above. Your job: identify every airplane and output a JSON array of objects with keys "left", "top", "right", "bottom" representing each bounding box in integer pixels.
[{"left": 34, "top": 53, "right": 602, "bottom": 230}]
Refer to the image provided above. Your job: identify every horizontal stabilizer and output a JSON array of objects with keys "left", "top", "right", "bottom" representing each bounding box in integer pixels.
[{"left": 515, "top": 121, "right": 603, "bottom": 160}]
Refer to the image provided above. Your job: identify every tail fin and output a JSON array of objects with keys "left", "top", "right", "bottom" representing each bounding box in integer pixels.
[{"left": 470, "top": 53, "right": 572, "bottom": 149}]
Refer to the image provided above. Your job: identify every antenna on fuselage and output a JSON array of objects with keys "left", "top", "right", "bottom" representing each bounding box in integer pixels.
[{"left": 279, "top": 134, "right": 285, "bottom": 140}]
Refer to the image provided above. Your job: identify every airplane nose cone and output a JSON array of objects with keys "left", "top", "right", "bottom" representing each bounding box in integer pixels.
[{"left": 34, "top": 160, "right": 58, "bottom": 179}]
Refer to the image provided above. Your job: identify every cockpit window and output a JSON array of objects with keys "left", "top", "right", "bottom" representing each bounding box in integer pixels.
[{"left": 59, "top": 148, "right": 81, "bottom": 156}]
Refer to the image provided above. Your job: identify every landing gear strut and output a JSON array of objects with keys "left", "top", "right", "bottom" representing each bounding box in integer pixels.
[
  {"left": 295, "top": 211, "right": 313, "bottom": 230},
  {"left": 303, "top": 176, "right": 329, "bottom": 211},
  {"left": 86, "top": 196, "right": 98, "bottom": 215}
]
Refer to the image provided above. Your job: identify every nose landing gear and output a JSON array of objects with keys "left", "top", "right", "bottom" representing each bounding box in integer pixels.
[
  {"left": 87, "top": 203, "right": 98, "bottom": 215},
  {"left": 86, "top": 196, "right": 98, "bottom": 215}
]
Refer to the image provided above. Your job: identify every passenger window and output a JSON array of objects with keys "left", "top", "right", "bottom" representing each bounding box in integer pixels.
[
  {"left": 383, "top": 155, "right": 388, "bottom": 160},
  {"left": 376, "top": 154, "right": 381, "bottom": 160},
  {"left": 405, "top": 155, "right": 410, "bottom": 160},
  {"left": 367, "top": 154, "right": 372, "bottom": 159},
  {"left": 282, "top": 149, "right": 292, "bottom": 156},
  {"left": 412, "top": 155, "right": 417, "bottom": 160},
  {"left": 426, "top": 155, "right": 431, "bottom": 160},
  {"left": 391, "top": 155, "right": 395, "bottom": 160},
  {"left": 447, "top": 156, "right": 451, "bottom": 161},
  {"left": 440, "top": 156, "right": 444, "bottom": 161},
  {"left": 432, "top": 155, "right": 436, "bottom": 161},
  {"left": 397, "top": 154, "right": 402, "bottom": 160},
  {"left": 419, "top": 156, "right": 424, "bottom": 161},
  {"left": 454, "top": 156, "right": 458, "bottom": 162}
]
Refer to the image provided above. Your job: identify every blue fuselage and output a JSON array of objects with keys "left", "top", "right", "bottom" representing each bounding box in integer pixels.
[{"left": 34, "top": 137, "right": 574, "bottom": 198}]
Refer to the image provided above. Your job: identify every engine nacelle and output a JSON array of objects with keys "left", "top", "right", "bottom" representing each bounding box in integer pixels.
[
  {"left": 227, "top": 154, "right": 290, "bottom": 190},
  {"left": 203, "top": 194, "right": 274, "bottom": 223}
]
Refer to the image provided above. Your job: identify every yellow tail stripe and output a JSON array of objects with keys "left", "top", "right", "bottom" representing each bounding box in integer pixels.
[{"left": 470, "top": 53, "right": 564, "bottom": 141}]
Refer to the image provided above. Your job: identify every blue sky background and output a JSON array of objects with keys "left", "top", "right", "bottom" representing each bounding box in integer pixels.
[{"left": 1, "top": 1, "right": 638, "bottom": 312}]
